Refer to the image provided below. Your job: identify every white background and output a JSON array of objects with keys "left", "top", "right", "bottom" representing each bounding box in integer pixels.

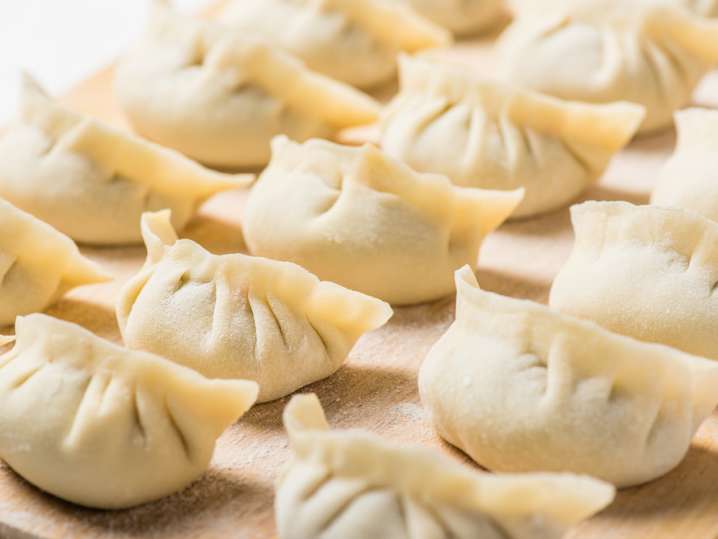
[{"left": 0, "top": 0, "right": 209, "bottom": 123}]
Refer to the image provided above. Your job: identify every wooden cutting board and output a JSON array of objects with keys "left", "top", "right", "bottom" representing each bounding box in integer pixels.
[{"left": 2, "top": 11, "right": 718, "bottom": 539}]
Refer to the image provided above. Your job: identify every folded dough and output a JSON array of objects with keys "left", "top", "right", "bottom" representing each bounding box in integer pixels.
[
  {"left": 652, "top": 109, "right": 718, "bottom": 222},
  {"left": 219, "top": 0, "right": 451, "bottom": 88},
  {"left": 244, "top": 136, "right": 522, "bottom": 305},
  {"left": 115, "top": 1, "right": 380, "bottom": 168},
  {"left": 0, "top": 314, "right": 258, "bottom": 509},
  {"left": 117, "top": 211, "right": 392, "bottom": 403},
  {"left": 382, "top": 55, "right": 644, "bottom": 218},
  {"left": 420, "top": 266, "right": 718, "bottom": 487},
  {"left": 682, "top": 0, "right": 718, "bottom": 15},
  {"left": 392, "top": 0, "right": 507, "bottom": 36},
  {"left": 499, "top": 0, "right": 718, "bottom": 133},
  {"left": 550, "top": 201, "right": 718, "bottom": 360},
  {"left": 277, "top": 393, "right": 615, "bottom": 539},
  {"left": 0, "top": 198, "right": 109, "bottom": 326},
  {"left": 0, "top": 75, "right": 250, "bottom": 245}
]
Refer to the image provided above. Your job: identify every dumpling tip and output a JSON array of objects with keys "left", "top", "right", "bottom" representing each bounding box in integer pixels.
[{"left": 284, "top": 393, "right": 329, "bottom": 438}]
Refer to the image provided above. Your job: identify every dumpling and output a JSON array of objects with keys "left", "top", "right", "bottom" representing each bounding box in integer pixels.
[
  {"left": 219, "top": 0, "right": 451, "bottom": 89},
  {"left": 117, "top": 211, "right": 392, "bottom": 403},
  {"left": 277, "top": 393, "right": 615, "bottom": 539},
  {"left": 498, "top": 0, "right": 718, "bottom": 133},
  {"left": 0, "top": 314, "right": 258, "bottom": 509},
  {"left": 381, "top": 56, "right": 644, "bottom": 219},
  {"left": 419, "top": 266, "right": 718, "bottom": 487},
  {"left": 115, "top": 2, "right": 381, "bottom": 169},
  {"left": 652, "top": 109, "right": 718, "bottom": 222},
  {"left": 394, "top": 0, "right": 507, "bottom": 36},
  {"left": 550, "top": 201, "right": 718, "bottom": 360},
  {"left": 243, "top": 136, "right": 523, "bottom": 305},
  {"left": 680, "top": 0, "right": 718, "bottom": 16},
  {"left": 0, "top": 198, "right": 109, "bottom": 326},
  {"left": 0, "top": 75, "right": 251, "bottom": 245}
]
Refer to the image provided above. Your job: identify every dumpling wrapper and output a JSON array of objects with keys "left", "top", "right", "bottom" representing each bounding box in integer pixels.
[
  {"left": 395, "top": 0, "right": 507, "bottom": 36},
  {"left": 420, "top": 265, "right": 718, "bottom": 487},
  {"left": 0, "top": 75, "right": 251, "bottom": 245},
  {"left": 117, "top": 211, "right": 392, "bottom": 403},
  {"left": 499, "top": 0, "right": 718, "bottom": 133},
  {"left": 551, "top": 201, "right": 718, "bottom": 360},
  {"left": 116, "top": 1, "right": 381, "bottom": 169},
  {"left": 652, "top": 109, "right": 718, "bottom": 222},
  {"left": 0, "top": 314, "right": 258, "bottom": 509},
  {"left": 381, "top": 55, "right": 644, "bottom": 219},
  {"left": 277, "top": 393, "right": 615, "bottom": 539},
  {"left": 219, "top": 0, "right": 451, "bottom": 89},
  {"left": 243, "top": 136, "right": 523, "bottom": 305},
  {"left": 0, "top": 198, "right": 109, "bottom": 326}
]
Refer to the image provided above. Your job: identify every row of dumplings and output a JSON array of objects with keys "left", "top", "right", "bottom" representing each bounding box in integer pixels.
[
  {"left": 8, "top": 0, "right": 718, "bottom": 249},
  {"left": 2, "top": 0, "right": 718, "bottom": 534},
  {"left": 112, "top": 0, "right": 718, "bottom": 167},
  {"left": 8, "top": 73, "right": 718, "bottom": 311}
]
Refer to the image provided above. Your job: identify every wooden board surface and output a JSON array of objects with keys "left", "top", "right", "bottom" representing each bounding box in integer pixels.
[{"left": 2, "top": 16, "right": 718, "bottom": 539}]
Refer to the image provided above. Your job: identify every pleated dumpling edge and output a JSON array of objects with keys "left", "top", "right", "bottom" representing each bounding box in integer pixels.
[
  {"left": 115, "top": 1, "right": 381, "bottom": 168},
  {"left": 244, "top": 135, "right": 523, "bottom": 305},
  {"left": 420, "top": 265, "right": 718, "bottom": 487},
  {"left": 0, "top": 73, "right": 252, "bottom": 245},
  {"left": 0, "top": 197, "right": 111, "bottom": 326},
  {"left": 117, "top": 210, "right": 393, "bottom": 402},
  {"left": 219, "top": 0, "right": 452, "bottom": 89},
  {"left": 498, "top": 0, "right": 718, "bottom": 132},
  {"left": 381, "top": 54, "right": 644, "bottom": 219},
  {"left": 0, "top": 313, "right": 258, "bottom": 509},
  {"left": 550, "top": 200, "right": 718, "bottom": 360},
  {"left": 277, "top": 393, "right": 615, "bottom": 539}
]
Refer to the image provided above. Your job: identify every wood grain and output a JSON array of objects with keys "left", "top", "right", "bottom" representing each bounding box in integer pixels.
[{"left": 2, "top": 16, "right": 718, "bottom": 539}]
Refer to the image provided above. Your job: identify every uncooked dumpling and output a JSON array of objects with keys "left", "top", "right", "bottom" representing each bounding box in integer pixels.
[
  {"left": 681, "top": 0, "right": 718, "bottom": 16},
  {"left": 0, "top": 198, "right": 109, "bottom": 326},
  {"left": 652, "top": 109, "right": 718, "bottom": 222},
  {"left": 0, "top": 75, "right": 250, "bottom": 245},
  {"left": 499, "top": 0, "right": 718, "bottom": 133},
  {"left": 420, "top": 265, "right": 718, "bottom": 487},
  {"left": 219, "top": 0, "right": 451, "bottom": 89},
  {"left": 117, "top": 211, "right": 392, "bottom": 403},
  {"left": 115, "top": 1, "right": 380, "bottom": 168},
  {"left": 550, "top": 201, "right": 718, "bottom": 360},
  {"left": 277, "top": 393, "right": 615, "bottom": 539},
  {"left": 0, "top": 314, "right": 258, "bottom": 509},
  {"left": 243, "top": 136, "right": 522, "bottom": 305},
  {"left": 393, "top": 0, "right": 507, "bottom": 36},
  {"left": 382, "top": 55, "right": 644, "bottom": 218}
]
